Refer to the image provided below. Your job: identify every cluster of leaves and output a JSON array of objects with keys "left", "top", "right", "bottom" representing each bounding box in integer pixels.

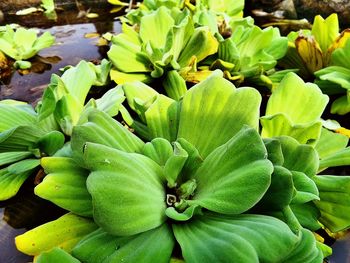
[
  {"left": 0, "top": 25, "right": 55, "bottom": 69},
  {"left": 279, "top": 13, "right": 350, "bottom": 115},
  {"left": 1, "top": 1, "right": 350, "bottom": 263},
  {"left": 107, "top": 0, "right": 289, "bottom": 90}
]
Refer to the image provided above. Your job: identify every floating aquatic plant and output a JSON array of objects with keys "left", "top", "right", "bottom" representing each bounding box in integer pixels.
[
  {"left": 0, "top": 25, "right": 55, "bottom": 69},
  {"left": 108, "top": 6, "right": 218, "bottom": 88},
  {"left": 14, "top": 72, "right": 350, "bottom": 262}
]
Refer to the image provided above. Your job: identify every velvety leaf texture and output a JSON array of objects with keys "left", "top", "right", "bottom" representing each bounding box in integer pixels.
[
  {"left": 85, "top": 143, "right": 166, "bottom": 236},
  {"left": 173, "top": 214, "right": 300, "bottom": 263}
]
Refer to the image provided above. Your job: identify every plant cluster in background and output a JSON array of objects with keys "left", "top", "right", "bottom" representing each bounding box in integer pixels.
[{"left": 1, "top": 0, "right": 350, "bottom": 262}]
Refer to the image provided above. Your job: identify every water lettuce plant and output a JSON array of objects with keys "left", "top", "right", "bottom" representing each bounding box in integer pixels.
[
  {"left": 108, "top": 6, "right": 218, "bottom": 86},
  {"left": 14, "top": 71, "right": 350, "bottom": 262},
  {"left": 0, "top": 60, "right": 124, "bottom": 202},
  {"left": 0, "top": 25, "right": 55, "bottom": 69}
]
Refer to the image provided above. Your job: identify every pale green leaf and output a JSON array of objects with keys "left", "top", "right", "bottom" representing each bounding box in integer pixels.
[
  {"left": 139, "top": 7, "right": 174, "bottom": 48},
  {"left": 71, "top": 110, "right": 144, "bottom": 158},
  {"left": 15, "top": 213, "right": 98, "bottom": 256},
  {"left": 264, "top": 72, "right": 329, "bottom": 124},
  {"left": 190, "top": 127, "right": 273, "bottom": 215},
  {"left": 73, "top": 224, "right": 174, "bottom": 263},
  {"left": 315, "top": 175, "right": 350, "bottom": 232},
  {"left": 35, "top": 157, "right": 92, "bottom": 217},
  {"left": 0, "top": 151, "right": 32, "bottom": 166},
  {"left": 178, "top": 70, "right": 261, "bottom": 158},
  {"left": 311, "top": 14, "right": 339, "bottom": 53},
  {"left": 36, "top": 248, "right": 80, "bottom": 263},
  {"left": 315, "top": 128, "right": 348, "bottom": 159},
  {"left": 260, "top": 114, "right": 323, "bottom": 145},
  {"left": 173, "top": 213, "right": 300, "bottom": 263},
  {"left": 0, "top": 168, "right": 33, "bottom": 200},
  {"left": 85, "top": 143, "right": 166, "bottom": 236}
]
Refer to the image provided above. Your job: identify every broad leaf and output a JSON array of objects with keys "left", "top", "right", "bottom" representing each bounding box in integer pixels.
[
  {"left": 314, "top": 175, "right": 350, "bottom": 232},
  {"left": 35, "top": 248, "right": 80, "bottom": 263},
  {"left": 315, "top": 128, "right": 348, "bottom": 159},
  {"left": 15, "top": 213, "right": 97, "bottom": 256},
  {"left": 311, "top": 14, "right": 339, "bottom": 54},
  {"left": 85, "top": 143, "right": 166, "bottom": 236},
  {"left": 0, "top": 100, "right": 37, "bottom": 132},
  {"left": 71, "top": 110, "right": 144, "bottom": 158},
  {"left": 73, "top": 224, "right": 174, "bottom": 263},
  {"left": 35, "top": 157, "right": 92, "bottom": 217},
  {"left": 173, "top": 214, "right": 299, "bottom": 263},
  {"left": 262, "top": 73, "right": 328, "bottom": 138},
  {"left": 178, "top": 70, "right": 261, "bottom": 158},
  {"left": 190, "top": 127, "right": 273, "bottom": 215},
  {"left": 282, "top": 228, "right": 323, "bottom": 263}
]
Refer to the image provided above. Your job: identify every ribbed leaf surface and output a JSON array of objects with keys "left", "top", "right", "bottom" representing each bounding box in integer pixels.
[
  {"left": 178, "top": 71, "right": 261, "bottom": 158},
  {"left": 85, "top": 143, "right": 166, "bottom": 236},
  {"left": 191, "top": 127, "right": 273, "bottom": 214},
  {"left": 173, "top": 214, "right": 299, "bottom": 263},
  {"left": 73, "top": 224, "right": 174, "bottom": 263}
]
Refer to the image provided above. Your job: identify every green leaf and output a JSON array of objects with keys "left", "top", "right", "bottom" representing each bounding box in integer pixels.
[
  {"left": 162, "top": 70, "right": 187, "bottom": 100},
  {"left": 7, "top": 158, "right": 40, "bottom": 174},
  {"left": 331, "top": 38, "right": 350, "bottom": 68},
  {"left": 0, "top": 100, "right": 37, "bottom": 132},
  {"left": 178, "top": 27, "right": 218, "bottom": 67},
  {"left": 165, "top": 204, "right": 201, "bottom": 221},
  {"left": 331, "top": 95, "right": 350, "bottom": 115},
  {"left": 95, "top": 87, "right": 125, "bottom": 117},
  {"left": 15, "top": 213, "right": 98, "bottom": 256},
  {"left": 255, "top": 165, "right": 294, "bottom": 211},
  {"left": 85, "top": 143, "right": 166, "bottom": 236},
  {"left": 37, "top": 130, "right": 65, "bottom": 156},
  {"left": 139, "top": 7, "right": 174, "bottom": 48},
  {"left": 318, "top": 147, "right": 350, "bottom": 171},
  {"left": 278, "top": 136, "right": 319, "bottom": 178},
  {"left": 0, "top": 168, "right": 33, "bottom": 200},
  {"left": 315, "top": 128, "right": 348, "bottom": 159},
  {"left": 290, "top": 202, "right": 321, "bottom": 231},
  {"left": 144, "top": 94, "right": 179, "bottom": 141},
  {"left": 0, "top": 151, "right": 32, "bottom": 166},
  {"left": 311, "top": 13, "right": 339, "bottom": 53},
  {"left": 261, "top": 113, "right": 323, "bottom": 145},
  {"left": 315, "top": 66, "right": 350, "bottom": 90},
  {"left": 263, "top": 138, "right": 284, "bottom": 166},
  {"left": 262, "top": 73, "right": 328, "bottom": 142},
  {"left": 142, "top": 138, "right": 173, "bottom": 166},
  {"left": 178, "top": 70, "right": 261, "bottom": 158},
  {"left": 108, "top": 37, "right": 151, "bottom": 73},
  {"left": 190, "top": 127, "right": 273, "bottom": 215},
  {"left": 173, "top": 213, "right": 300, "bottom": 263},
  {"left": 71, "top": 110, "right": 144, "bottom": 159},
  {"left": 61, "top": 61, "right": 96, "bottom": 104},
  {"left": 14, "top": 60, "right": 32, "bottom": 69},
  {"left": 33, "top": 31, "right": 55, "bottom": 52},
  {"left": 282, "top": 228, "right": 323, "bottom": 263},
  {"left": 122, "top": 81, "right": 158, "bottom": 115},
  {"left": 73, "top": 224, "right": 174, "bottom": 263},
  {"left": 163, "top": 142, "right": 188, "bottom": 186},
  {"left": 265, "top": 73, "right": 329, "bottom": 123},
  {"left": 0, "top": 125, "right": 44, "bottom": 152},
  {"left": 36, "top": 248, "right": 80, "bottom": 263},
  {"left": 314, "top": 175, "right": 350, "bottom": 232},
  {"left": 35, "top": 157, "right": 92, "bottom": 217},
  {"left": 291, "top": 171, "right": 319, "bottom": 203}
]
